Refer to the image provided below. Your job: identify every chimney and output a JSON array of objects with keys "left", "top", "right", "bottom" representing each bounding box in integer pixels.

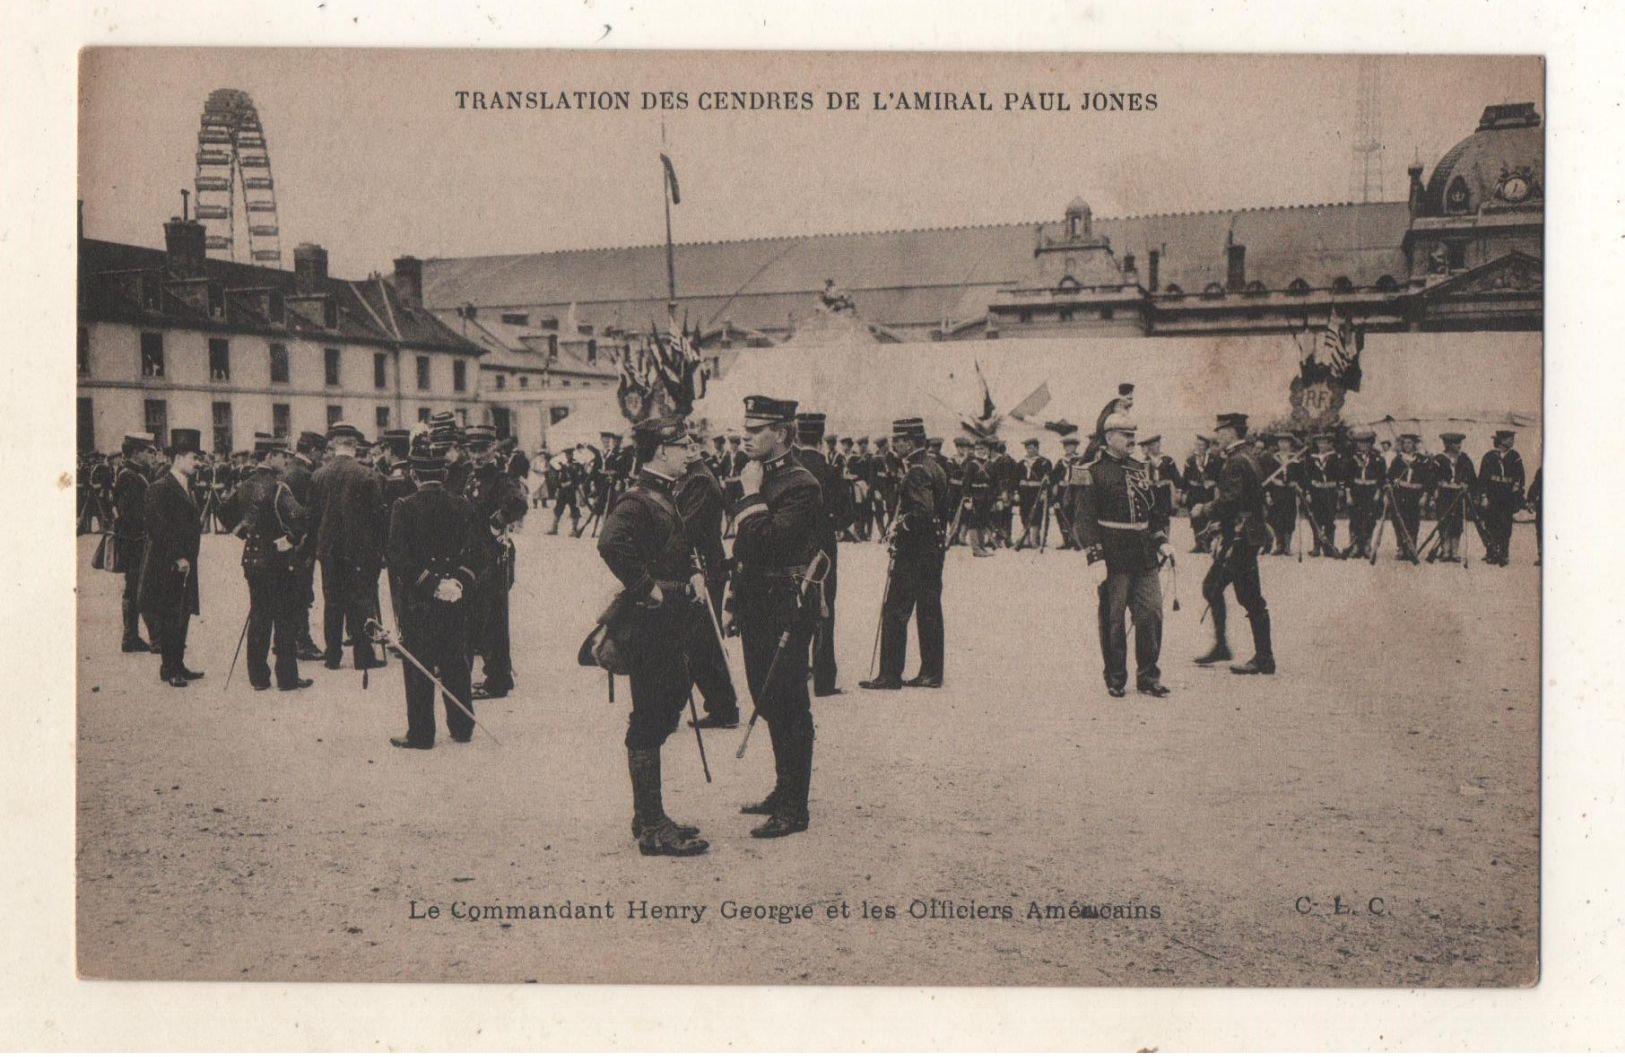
[
  {"left": 293, "top": 243, "right": 329, "bottom": 293},
  {"left": 164, "top": 216, "right": 208, "bottom": 279},
  {"left": 1407, "top": 161, "right": 1426, "bottom": 218},
  {"left": 1226, "top": 244, "right": 1246, "bottom": 292},
  {"left": 392, "top": 255, "right": 423, "bottom": 307}
]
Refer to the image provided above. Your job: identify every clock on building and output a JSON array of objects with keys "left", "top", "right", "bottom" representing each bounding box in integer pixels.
[{"left": 1497, "top": 173, "right": 1532, "bottom": 203}]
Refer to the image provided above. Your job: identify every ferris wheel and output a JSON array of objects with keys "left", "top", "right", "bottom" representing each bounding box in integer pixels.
[{"left": 193, "top": 89, "right": 282, "bottom": 266}]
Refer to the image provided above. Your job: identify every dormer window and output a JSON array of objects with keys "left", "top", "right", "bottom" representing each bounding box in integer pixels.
[
  {"left": 1201, "top": 282, "right": 1225, "bottom": 299},
  {"left": 1287, "top": 278, "right": 1311, "bottom": 296},
  {"left": 1446, "top": 175, "right": 1471, "bottom": 214},
  {"left": 1332, "top": 276, "right": 1355, "bottom": 294}
]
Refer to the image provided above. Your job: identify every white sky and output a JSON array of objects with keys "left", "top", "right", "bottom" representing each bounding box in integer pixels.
[{"left": 80, "top": 50, "right": 1542, "bottom": 280}]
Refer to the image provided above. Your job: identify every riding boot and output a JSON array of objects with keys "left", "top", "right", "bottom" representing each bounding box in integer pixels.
[
  {"left": 1248, "top": 609, "right": 1274, "bottom": 667},
  {"left": 1195, "top": 606, "right": 1231, "bottom": 665},
  {"left": 629, "top": 747, "right": 708, "bottom": 856}
]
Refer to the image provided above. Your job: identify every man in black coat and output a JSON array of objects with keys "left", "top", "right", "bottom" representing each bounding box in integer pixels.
[
  {"left": 861, "top": 417, "right": 950, "bottom": 691},
  {"left": 309, "top": 422, "right": 386, "bottom": 670},
  {"left": 138, "top": 428, "right": 206, "bottom": 686},
  {"left": 285, "top": 431, "right": 327, "bottom": 659},
  {"left": 1190, "top": 413, "right": 1275, "bottom": 676},
  {"left": 235, "top": 435, "right": 313, "bottom": 692},
  {"left": 387, "top": 452, "right": 489, "bottom": 750},
  {"left": 794, "top": 412, "right": 850, "bottom": 697},
  {"left": 113, "top": 432, "right": 159, "bottom": 652},
  {"left": 1343, "top": 430, "right": 1385, "bottom": 560},
  {"left": 1478, "top": 429, "right": 1526, "bottom": 566},
  {"left": 598, "top": 416, "right": 710, "bottom": 856},
  {"left": 1302, "top": 432, "right": 1349, "bottom": 558},
  {"left": 463, "top": 424, "right": 528, "bottom": 699},
  {"left": 1431, "top": 432, "right": 1477, "bottom": 563},
  {"left": 731, "top": 395, "right": 824, "bottom": 839},
  {"left": 1014, "top": 437, "right": 1053, "bottom": 550},
  {"left": 1386, "top": 433, "right": 1431, "bottom": 561},
  {"left": 679, "top": 438, "right": 740, "bottom": 727},
  {"left": 1076, "top": 413, "right": 1173, "bottom": 698}
]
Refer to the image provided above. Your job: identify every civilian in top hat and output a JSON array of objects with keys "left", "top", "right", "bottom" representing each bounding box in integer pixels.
[
  {"left": 1014, "top": 437, "right": 1053, "bottom": 550},
  {"left": 794, "top": 412, "right": 850, "bottom": 697},
  {"left": 861, "top": 417, "right": 950, "bottom": 691},
  {"left": 387, "top": 451, "right": 489, "bottom": 751},
  {"left": 730, "top": 395, "right": 824, "bottom": 838},
  {"left": 678, "top": 429, "right": 740, "bottom": 728},
  {"left": 1430, "top": 432, "right": 1476, "bottom": 562},
  {"left": 235, "top": 435, "right": 313, "bottom": 692},
  {"left": 139, "top": 428, "right": 206, "bottom": 686},
  {"left": 597, "top": 415, "right": 710, "bottom": 856},
  {"left": 1386, "top": 433, "right": 1431, "bottom": 560},
  {"left": 1190, "top": 413, "right": 1275, "bottom": 675},
  {"left": 1478, "top": 430, "right": 1525, "bottom": 566},
  {"left": 1342, "top": 430, "right": 1385, "bottom": 560},
  {"left": 464, "top": 424, "right": 527, "bottom": 699},
  {"left": 114, "top": 432, "right": 159, "bottom": 652},
  {"left": 309, "top": 422, "right": 386, "bottom": 671},
  {"left": 1076, "top": 412, "right": 1173, "bottom": 697}
]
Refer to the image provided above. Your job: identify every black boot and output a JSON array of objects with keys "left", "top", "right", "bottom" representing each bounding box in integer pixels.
[
  {"left": 1230, "top": 611, "right": 1276, "bottom": 674},
  {"left": 743, "top": 720, "right": 789, "bottom": 815},
  {"left": 753, "top": 719, "right": 812, "bottom": 839},
  {"left": 628, "top": 748, "right": 707, "bottom": 856}
]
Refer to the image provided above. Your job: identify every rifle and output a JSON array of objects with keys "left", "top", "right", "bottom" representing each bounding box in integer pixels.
[
  {"left": 1037, "top": 488, "right": 1052, "bottom": 553},
  {"left": 1291, "top": 483, "right": 1342, "bottom": 561},
  {"left": 365, "top": 618, "right": 501, "bottom": 745},
  {"left": 1382, "top": 483, "right": 1423, "bottom": 565},
  {"left": 1415, "top": 486, "right": 1469, "bottom": 562},
  {"left": 737, "top": 548, "right": 830, "bottom": 760}
]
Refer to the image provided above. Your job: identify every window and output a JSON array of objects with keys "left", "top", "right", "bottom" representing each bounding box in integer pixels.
[
  {"left": 519, "top": 375, "right": 528, "bottom": 388},
  {"left": 376, "top": 406, "right": 391, "bottom": 431},
  {"left": 78, "top": 327, "right": 90, "bottom": 375},
  {"left": 417, "top": 407, "right": 431, "bottom": 423},
  {"left": 374, "top": 352, "right": 388, "bottom": 389},
  {"left": 547, "top": 335, "right": 558, "bottom": 362},
  {"left": 326, "top": 404, "right": 343, "bottom": 426},
  {"left": 562, "top": 379, "right": 573, "bottom": 388},
  {"left": 324, "top": 347, "right": 341, "bottom": 387},
  {"left": 495, "top": 374, "right": 506, "bottom": 390},
  {"left": 587, "top": 339, "right": 598, "bottom": 366},
  {"left": 1100, "top": 308, "right": 1114, "bottom": 321},
  {"left": 1447, "top": 242, "right": 1467, "bottom": 271},
  {"left": 1244, "top": 280, "right": 1267, "bottom": 296},
  {"left": 1163, "top": 284, "right": 1184, "bottom": 298},
  {"left": 208, "top": 338, "right": 230, "bottom": 382},
  {"left": 1374, "top": 274, "right": 1399, "bottom": 293},
  {"left": 1018, "top": 311, "right": 1033, "bottom": 324},
  {"left": 143, "top": 399, "right": 168, "bottom": 442},
  {"left": 416, "top": 356, "right": 430, "bottom": 390},
  {"left": 501, "top": 312, "right": 529, "bottom": 325},
  {"left": 140, "top": 332, "right": 165, "bottom": 378},
  {"left": 272, "top": 403, "right": 290, "bottom": 439},
  {"left": 453, "top": 359, "right": 467, "bottom": 392},
  {"left": 1446, "top": 175, "right": 1471, "bottom": 214},
  {"left": 1201, "top": 282, "right": 1225, "bottom": 299},
  {"left": 1058, "top": 309, "right": 1074, "bottom": 323},
  {"left": 1287, "top": 278, "right": 1311, "bottom": 296},
  {"left": 77, "top": 397, "right": 94, "bottom": 454},
  {"left": 269, "top": 342, "right": 290, "bottom": 384},
  {"left": 211, "top": 402, "right": 233, "bottom": 453},
  {"left": 1331, "top": 276, "right": 1355, "bottom": 295}
]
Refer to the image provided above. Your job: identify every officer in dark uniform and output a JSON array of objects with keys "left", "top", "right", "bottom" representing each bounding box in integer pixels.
[
  {"left": 795, "top": 412, "right": 849, "bottom": 697},
  {"left": 1478, "top": 430, "right": 1525, "bottom": 566},
  {"left": 309, "top": 422, "right": 386, "bottom": 670},
  {"left": 1076, "top": 412, "right": 1173, "bottom": 697},
  {"left": 113, "top": 432, "right": 159, "bottom": 652},
  {"left": 730, "top": 395, "right": 824, "bottom": 839},
  {"left": 139, "top": 428, "right": 206, "bottom": 687},
  {"left": 597, "top": 415, "right": 710, "bottom": 856},
  {"left": 945, "top": 437, "right": 971, "bottom": 545},
  {"left": 1051, "top": 433, "right": 1083, "bottom": 548},
  {"left": 1343, "top": 429, "right": 1385, "bottom": 559},
  {"left": 1431, "top": 432, "right": 1476, "bottom": 562},
  {"left": 1084, "top": 383, "right": 1135, "bottom": 463},
  {"left": 235, "top": 434, "right": 314, "bottom": 692},
  {"left": 860, "top": 417, "right": 950, "bottom": 691},
  {"left": 461, "top": 425, "right": 527, "bottom": 698},
  {"left": 848, "top": 436, "right": 874, "bottom": 541},
  {"left": 679, "top": 434, "right": 740, "bottom": 727},
  {"left": 286, "top": 431, "right": 327, "bottom": 659},
  {"left": 1014, "top": 437, "right": 1053, "bottom": 549},
  {"left": 873, "top": 436, "right": 899, "bottom": 535},
  {"left": 1190, "top": 413, "right": 1275, "bottom": 676},
  {"left": 1303, "top": 432, "right": 1348, "bottom": 558},
  {"left": 990, "top": 439, "right": 1019, "bottom": 547},
  {"left": 88, "top": 455, "right": 115, "bottom": 534},
  {"left": 387, "top": 450, "right": 489, "bottom": 750},
  {"left": 1387, "top": 433, "right": 1431, "bottom": 560}
]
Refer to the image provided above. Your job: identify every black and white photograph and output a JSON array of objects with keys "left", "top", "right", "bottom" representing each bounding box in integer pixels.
[{"left": 69, "top": 47, "right": 1545, "bottom": 988}]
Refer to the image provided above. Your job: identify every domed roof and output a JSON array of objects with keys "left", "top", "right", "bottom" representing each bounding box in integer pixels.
[
  {"left": 1423, "top": 103, "right": 1543, "bottom": 216},
  {"left": 1065, "top": 196, "right": 1092, "bottom": 216}
]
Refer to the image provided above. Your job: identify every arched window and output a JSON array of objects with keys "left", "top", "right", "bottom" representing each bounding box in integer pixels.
[
  {"left": 1056, "top": 275, "right": 1081, "bottom": 293},
  {"left": 1331, "top": 276, "right": 1354, "bottom": 294},
  {"left": 1287, "top": 278, "right": 1311, "bottom": 296},
  {"left": 1163, "top": 284, "right": 1184, "bottom": 299},
  {"left": 1446, "top": 175, "right": 1471, "bottom": 214},
  {"left": 1374, "top": 274, "right": 1399, "bottom": 293},
  {"left": 1201, "top": 282, "right": 1225, "bottom": 300},
  {"left": 1244, "top": 280, "right": 1267, "bottom": 297}
]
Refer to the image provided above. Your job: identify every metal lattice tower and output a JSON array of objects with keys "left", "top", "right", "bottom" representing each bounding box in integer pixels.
[
  {"left": 1351, "top": 56, "right": 1385, "bottom": 203},
  {"left": 193, "top": 89, "right": 282, "bottom": 265}
]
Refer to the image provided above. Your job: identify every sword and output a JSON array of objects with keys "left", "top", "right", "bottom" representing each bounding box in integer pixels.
[
  {"left": 737, "top": 549, "right": 829, "bottom": 760},
  {"left": 364, "top": 618, "right": 501, "bottom": 746},
  {"left": 223, "top": 607, "right": 251, "bottom": 691}
]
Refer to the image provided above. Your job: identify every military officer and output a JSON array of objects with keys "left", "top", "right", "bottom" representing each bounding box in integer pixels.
[
  {"left": 1476, "top": 430, "right": 1525, "bottom": 566},
  {"left": 1084, "top": 383, "right": 1135, "bottom": 463},
  {"left": 1302, "top": 432, "right": 1348, "bottom": 558},
  {"left": 139, "top": 428, "right": 206, "bottom": 687},
  {"left": 945, "top": 437, "right": 971, "bottom": 545},
  {"left": 1343, "top": 430, "right": 1385, "bottom": 560},
  {"left": 849, "top": 436, "right": 874, "bottom": 540},
  {"left": 286, "top": 431, "right": 327, "bottom": 660},
  {"left": 309, "top": 422, "right": 386, "bottom": 670},
  {"left": 387, "top": 451, "right": 489, "bottom": 750},
  {"left": 1076, "top": 412, "right": 1172, "bottom": 698},
  {"left": 235, "top": 434, "right": 313, "bottom": 692},
  {"left": 679, "top": 432, "right": 740, "bottom": 727},
  {"left": 1014, "top": 437, "right": 1053, "bottom": 549},
  {"left": 1386, "top": 433, "right": 1431, "bottom": 561},
  {"left": 861, "top": 417, "right": 950, "bottom": 691},
  {"left": 1051, "top": 433, "right": 1084, "bottom": 548},
  {"left": 1190, "top": 413, "right": 1275, "bottom": 676},
  {"left": 990, "top": 439, "right": 1018, "bottom": 547},
  {"left": 464, "top": 424, "right": 528, "bottom": 698},
  {"left": 795, "top": 412, "right": 850, "bottom": 697},
  {"left": 730, "top": 395, "right": 824, "bottom": 839},
  {"left": 113, "top": 432, "right": 159, "bottom": 653},
  {"left": 597, "top": 415, "right": 710, "bottom": 855},
  {"left": 1430, "top": 432, "right": 1476, "bottom": 562}
]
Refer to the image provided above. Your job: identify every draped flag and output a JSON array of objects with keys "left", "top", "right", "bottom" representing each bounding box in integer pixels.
[
  {"left": 1008, "top": 381, "right": 1052, "bottom": 421},
  {"left": 1319, "top": 309, "right": 1364, "bottom": 392},
  {"left": 660, "top": 153, "right": 681, "bottom": 206}
]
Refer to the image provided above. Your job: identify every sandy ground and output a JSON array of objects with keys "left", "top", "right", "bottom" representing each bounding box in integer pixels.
[{"left": 76, "top": 513, "right": 1539, "bottom": 986}]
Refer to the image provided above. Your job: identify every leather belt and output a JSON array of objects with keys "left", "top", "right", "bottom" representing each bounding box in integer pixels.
[{"left": 1097, "top": 519, "right": 1150, "bottom": 530}]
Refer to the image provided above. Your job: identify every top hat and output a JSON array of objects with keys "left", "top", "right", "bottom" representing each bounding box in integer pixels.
[{"left": 169, "top": 428, "right": 203, "bottom": 455}]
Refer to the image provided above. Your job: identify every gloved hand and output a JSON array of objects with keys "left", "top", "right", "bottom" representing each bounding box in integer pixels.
[
  {"left": 1087, "top": 555, "right": 1109, "bottom": 588},
  {"left": 1158, "top": 541, "right": 1174, "bottom": 564},
  {"left": 433, "top": 577, "right": 464, "bottom": 603}
]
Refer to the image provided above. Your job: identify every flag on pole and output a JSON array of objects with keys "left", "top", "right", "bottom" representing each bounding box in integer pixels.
[
  {"left": 660, "top": 153, "right": 681, "bottom": 205},
  {"left": 1319, "top": 310, "right": 1364, "bottom": 392},
  {"left": 1009, "top": 381, "right": 1052, "bottom": 421}
]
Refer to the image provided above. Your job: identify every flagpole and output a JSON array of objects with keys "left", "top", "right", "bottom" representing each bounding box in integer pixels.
[{"left": 661, "top": 122, "right": 676, "bottom": 303}]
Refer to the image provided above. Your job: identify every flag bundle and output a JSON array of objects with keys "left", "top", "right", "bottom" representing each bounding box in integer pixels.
[
  {"left": 617, "top": 309, "right": 706, "bottom": 421},
  {"left": 1318, "top": 310, "right": 1364, "bottom": 392}
]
